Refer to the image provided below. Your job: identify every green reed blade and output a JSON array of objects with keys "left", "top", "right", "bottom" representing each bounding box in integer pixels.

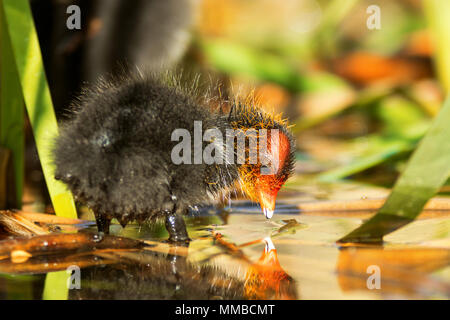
[
  {"left": 339, "top": 95, "right": 450, "bottom": 243},
  {"left": 0, "top": 5, "right": 24, "bottom": 206},
  {"left": 1, "top": 0, "right": 77, "bottom": 218},
  {"left": 42, "top": 271, "right": 70, "bottom": 300},
  {"left": 424, "top": 0, "right": 450, "bottom": 92}
]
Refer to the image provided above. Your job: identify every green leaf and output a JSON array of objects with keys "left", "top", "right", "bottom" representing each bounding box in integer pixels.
[
  {"left": 1, "top": 0, "right": 77, "bottom": 218},
  {"left": 375, "top": 96, "right": 429, "bottom": 138},
  {"left": 199, "top": 38, "right": 307, "bottom": 92},
  {"left": 424, "top": 0, "right": 450, "bottom": 92},
  {"left": 0, "top": 8, "right": 24, "bottom": 206},
  {"left": 42, "top": 271, "right": 69, "bottom": 300},
  {"left": 339, "top": 96, "right": 450, "bottom": 243},
  {"left": 313, "top": 0, "right": 359, "bottom": 57},
  {"left": 318, "top": 139, "right": 416, "bottom": 182},
  {"left": 317, "top": 96, "right": 430, "bottom": 181}
]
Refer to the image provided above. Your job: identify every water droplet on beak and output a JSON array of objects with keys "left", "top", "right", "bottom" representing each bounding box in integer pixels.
[{"left": 264, "top": 208, "right": 274, "bottom": 219}]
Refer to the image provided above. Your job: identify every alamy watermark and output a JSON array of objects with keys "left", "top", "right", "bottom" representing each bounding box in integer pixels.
[
  {"left": 366, "top": 265, "right": 381, "bottom": 290},
  {"left": 67, "top": 265, "right": 81, "bottom": 289},
  {"left": 66, "top": 5, "right": 81, "bottom": 30},
  {"left": 171, "top": 121, "right": 280, "bottom": 175},
  {"left": 367, "top": 5, "right": 381, "bottom": 30}
]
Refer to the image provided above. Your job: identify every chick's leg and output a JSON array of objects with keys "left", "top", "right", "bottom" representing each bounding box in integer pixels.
[
  {"left": 164, "top": 211, "right": 191, "bottom": 243},
  {"left": 95, "top": 214, "right": 112, "bottom": 235}
]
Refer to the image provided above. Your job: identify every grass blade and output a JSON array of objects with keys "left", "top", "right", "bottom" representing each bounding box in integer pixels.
[
  {"left": 1, "top": 0, "right": 77, "bottom": 218},
  {"left": 318, "top": 139, "right": 416, "bottom": 182},
  {"left": 0, "top": 6, "right": 24, "bottom": 206},
  {"left": 42, "top": 271, "right": 69, "bottom": 300},
  {"left": 339, "top": 96, "right": 450, "bottom": 243},
  {"left": 424, "top": 0, "right": 450, "bottom": 92}
]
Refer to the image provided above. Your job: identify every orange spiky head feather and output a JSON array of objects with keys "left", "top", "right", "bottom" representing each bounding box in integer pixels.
[{"left": 225, "top": 101, "right": 295, "bottom": 218}]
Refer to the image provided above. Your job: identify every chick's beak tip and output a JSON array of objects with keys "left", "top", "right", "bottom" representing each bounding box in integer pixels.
[
  {"left": 263, "top": 236, "right": 275, "bottom": 252},
  {"left": 264, "top": 208, "right": 274, "bottom": 219},
  {"left": 259, "top": 191, "right": 277, "bottom": 219}
]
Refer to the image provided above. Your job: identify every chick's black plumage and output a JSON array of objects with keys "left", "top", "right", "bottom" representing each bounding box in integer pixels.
[{"left": 54, "top": 74, "right": 295, "bottom": 242}]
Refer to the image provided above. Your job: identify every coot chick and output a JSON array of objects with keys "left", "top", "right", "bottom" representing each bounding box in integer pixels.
[{"left": 53, "top": 74, "right": 295, "bottom": 242}]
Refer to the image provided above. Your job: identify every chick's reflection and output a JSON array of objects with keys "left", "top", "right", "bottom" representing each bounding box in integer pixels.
[
  {"left": 70, "top": 237, "right": 297, "bottom": 300},
  {"left": 244, "top": 237, "right": 297, "bottom": 300}
]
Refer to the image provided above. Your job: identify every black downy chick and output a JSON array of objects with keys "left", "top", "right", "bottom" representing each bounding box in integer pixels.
[{"left": 53, "top": 74, "right": 295, "bottom": 242}]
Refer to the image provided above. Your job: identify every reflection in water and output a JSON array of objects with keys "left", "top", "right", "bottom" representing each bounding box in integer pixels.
[
  {"left": 1, "top": 192, "right": 450, "bottom": 299},
  {"left": 0, "top": 229, "right": 297, "bottom": 299},
  {"left": 337, "top": 246, "right": 450, "bottom": 298},
  {"left": 69, "top": 250, "right": 247, "bottom": 300},
  {"left": 68, "top": 238, "right": 296, "bottom": 300},
  {"left": 244, "top": 237, "right": 297, "bottom": 300}
]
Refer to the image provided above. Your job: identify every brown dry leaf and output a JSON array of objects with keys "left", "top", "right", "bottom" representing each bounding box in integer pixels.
[
  {"left": 333, "top": 52, "right": 432, "bottom": 87},
  {"left": 0, "top": 233, "right": 146, "bottom": 261},
  {"left": 10, "top": 250, "right": 32, "bottom": 263},
  {"left": 408, "top": 79, "right": 444, "bottom": 116},
  {"left": 297, "top": 87, "right": 356, "bottom": 118},
  {"left": 213, "top": 232, "right": 250, "bottom": 263},
  {"left": 296, "top": 197, "right": 450, "bottom": 218},
  {"left": 337, "top": 246, "right": 450, "bottom": 297},
  {"left": 16, "top": 212, "right": 86, "bottom": 225},
  {"left": 405, "top": 30, "right": 434, "bottom": 57},
  {"left": 0, "top": 252, "right": 117, "bottom": 274},
  {"left": 0, "top": 210, "right": 49, "bottom": 237}
]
